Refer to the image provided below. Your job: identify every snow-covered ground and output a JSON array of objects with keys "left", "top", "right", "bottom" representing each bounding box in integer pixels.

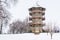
[{"left": 0, "top": 33, "right": 60, "bottom": 40}]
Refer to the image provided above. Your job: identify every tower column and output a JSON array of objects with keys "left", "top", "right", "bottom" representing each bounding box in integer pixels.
[{"left": 29, "top": 7, "right": 46, "bottom": 34}]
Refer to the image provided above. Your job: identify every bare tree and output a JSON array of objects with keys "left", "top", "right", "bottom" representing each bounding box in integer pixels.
[
  {"left": 8, "top": 20, "right": 24, "bottom": 34},
  {"left": 42, "top": 22, "right": 60, "bottom": 39},
  {"left": 0, "top": 0, "right": 10, "bottom": 34},
  {"left": 23, "top": 18, "right": 31, "bottom": 33},
  {"left": 53, "top": 25, "right": 60, "bottom": 33},
  {"left": 8, "top": 17, "right": 31, "bottom": 34},
  {"left": 0, "top": 0, "right": 18, "bottom": 34}
]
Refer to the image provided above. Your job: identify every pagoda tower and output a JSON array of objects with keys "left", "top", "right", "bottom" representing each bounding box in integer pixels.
[{"left": 29, "top": 6, "right": 46, "bottom": 34}]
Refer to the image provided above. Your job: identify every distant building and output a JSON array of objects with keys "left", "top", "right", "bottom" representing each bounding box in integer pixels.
[{"left": 29, "top": 6, "right": 46, "bottom": 34}]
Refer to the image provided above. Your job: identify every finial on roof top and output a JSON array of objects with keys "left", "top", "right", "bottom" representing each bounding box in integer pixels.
[{"left": 36, "top": 1, "right": 40, "bottom": 6}]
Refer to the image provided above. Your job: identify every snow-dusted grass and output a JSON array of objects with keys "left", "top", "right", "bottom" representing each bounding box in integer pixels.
[{"left": 0, "top": 33, "right": 60, "bottom": 40}]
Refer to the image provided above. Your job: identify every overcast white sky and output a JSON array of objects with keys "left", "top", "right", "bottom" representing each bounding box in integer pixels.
[{"left": 8, "top": 0, "right": 60, "bottom": 26}]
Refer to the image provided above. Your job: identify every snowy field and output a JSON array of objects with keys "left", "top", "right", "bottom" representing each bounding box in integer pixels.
[{"left": 0, "top": 33, "right": 60, "bottom": 40}]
